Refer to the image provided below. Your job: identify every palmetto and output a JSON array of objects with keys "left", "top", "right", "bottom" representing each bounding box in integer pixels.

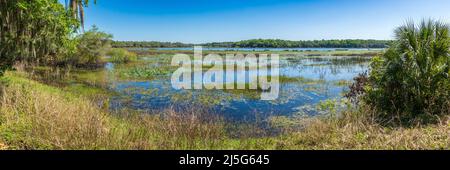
[{"left": 368, "top": 19, "right": 450, "bottom": 122}]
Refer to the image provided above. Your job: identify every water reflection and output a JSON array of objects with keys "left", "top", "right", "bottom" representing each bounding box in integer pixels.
[{"left": 107, "top": 55, "right": 370, "bottom": 122}]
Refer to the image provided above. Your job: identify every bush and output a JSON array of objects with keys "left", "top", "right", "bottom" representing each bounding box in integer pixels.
[
  {"left": 345, "top": 72, "right": 369, "bottom": 104},
  {"left": 365, "top": 20, "right": 450, "bottom": 124},
  {"left": 70, "top": 26, "right": 113, "bottom": 67},
  {"left": 107, "top": 48, "right": 138, "bottom": 63}
]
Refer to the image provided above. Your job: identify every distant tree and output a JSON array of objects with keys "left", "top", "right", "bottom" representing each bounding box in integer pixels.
[
  {"left": 202, "top": 39, "right": 391, "bottom": 48},
  {"left": 112, "top": 39, "right": 391, "bottom": 49}
]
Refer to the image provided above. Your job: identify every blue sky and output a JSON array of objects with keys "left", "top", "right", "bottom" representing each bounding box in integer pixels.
[{"left": 71, "top": 0, "right": 450, "bottom": 43}]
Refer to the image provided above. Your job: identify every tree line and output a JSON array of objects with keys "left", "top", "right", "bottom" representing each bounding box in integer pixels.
[
  {"left": 112, "top": 39, "right": 392, "bottom": 48},
  {"left": 112, "top": 41, "right": 193, "bottom": 48}
]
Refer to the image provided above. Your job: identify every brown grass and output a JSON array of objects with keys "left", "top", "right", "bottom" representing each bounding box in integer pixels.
[
  {"left": 274, "top": 107, "right": 450, "bottom": 150},
  {"left": 0, "top": 73, "right": 231, "bottom": 149},
  {"left": 0, "top": 72, "right": 448, "bottom": 150}
]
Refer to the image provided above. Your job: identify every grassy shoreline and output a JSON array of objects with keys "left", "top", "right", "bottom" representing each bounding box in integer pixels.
[{"left": 0, "top": 72, "right": 448, "bottom": 150}]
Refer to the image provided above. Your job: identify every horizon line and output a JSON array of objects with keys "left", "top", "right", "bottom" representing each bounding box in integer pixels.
[{"left": 111, "top": 38, "right": 393, "bottom": 44}]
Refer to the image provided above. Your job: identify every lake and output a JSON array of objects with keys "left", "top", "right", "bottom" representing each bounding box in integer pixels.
[
  {"left": 103, "top": 49, "right": 372, "bottom": 122},
  {"left": 134, "top": 47, "right": 381, "bottom": 52}
]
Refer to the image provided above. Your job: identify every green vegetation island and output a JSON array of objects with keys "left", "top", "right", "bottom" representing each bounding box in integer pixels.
[{"left": 0, "top": 0, "right": 449, "bottom": 150}]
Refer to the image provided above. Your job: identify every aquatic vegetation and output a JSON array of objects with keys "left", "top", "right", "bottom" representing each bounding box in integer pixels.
[
  {"left": 16, "top": 50, "right": 373, "bottom": 122},
  {"left": 1, "top": 48, "right": 448, "bottom": 150},
  {"left": 333, "top": 80, "right": 353, "bottom": 87},
  {"left": 107, "top": 48, "right": 138, "bottom": 63},
  {"left": 99, "top": 52, "right": 372, "bottom": 120},
  {"left": 116, "top": 65, "right": 172, "bottom": 80},
  {"left": 271, "top": 75, "right": 326, "bottom": 85}
]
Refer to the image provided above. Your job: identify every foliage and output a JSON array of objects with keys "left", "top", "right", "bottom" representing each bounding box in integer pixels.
[
  {"left": 0, "top": 0, "right": 78, "bottom": 75},
  {"left": 70, "top": 26, "right": 113, "bottom": 67},
  {"left": 107, "top": 48, "right": 137, "bottom": 63},
  {"left": 365, "top": 20, "right": 450, "bottom": 123},
  {"left": 112, "top": 39, "right": 391, "bottom": 49},
  {"left": 345, "top": 72, "right": 369, "bottom": 104},
  {"left": 206, "top": 39, "right": 392, "bottom": 48},
  {"left": 65, "top": 0, "right": 96, "bottom": 29},
  {"left": 112, "top": 41, "right": 193, "bottom": 48}
]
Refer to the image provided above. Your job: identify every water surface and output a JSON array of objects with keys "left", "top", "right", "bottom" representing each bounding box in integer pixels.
[{"left": 106, "top": 53, "right": 370, "bottom": 122}]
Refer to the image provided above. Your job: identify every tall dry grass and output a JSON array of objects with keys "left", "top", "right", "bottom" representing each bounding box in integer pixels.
[
  {"left": 274, "top": 105, "right": 450, "bottom": 150},
  {"left": 0, "top": 78, "right": 108, "bottom": 149},
  {"left": 0, "top": 72, "right": 448, "bottom": 150},
  {"left": 0, "top": 73, "right": 231, "bottom": 149}
]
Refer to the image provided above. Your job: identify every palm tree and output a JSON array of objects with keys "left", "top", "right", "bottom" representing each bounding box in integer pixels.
[
  {"left": 65, "top": 0, "right": 96, "bottom": 30},
  {"left": 368, "top": 19, "right": 450, "bottom": 121}
]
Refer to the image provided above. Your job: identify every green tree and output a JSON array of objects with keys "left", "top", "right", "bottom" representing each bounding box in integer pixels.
[
  {"left": 71, "top": 26, "right": 112, "bottom": 67},
  {"left": 0, "top": 0, "right": 78, "bottom": 75},
  {"left": 366, "top": 20, "right": 450, "bottom": 123}
]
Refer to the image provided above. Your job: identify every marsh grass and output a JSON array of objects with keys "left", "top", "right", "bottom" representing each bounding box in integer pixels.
[
  {"left": 0, "top": 74, "right": 110, "bottom": 149},
  {"left": 275, "top": 106, "right": 449, "bottom": 150},
  {"left": 0, "top": 72, "right": 448, "bottom": 150},
  {"left": 107, "top": 48, "right": 138, "bottom": 64},
  {"left": 115, "top": 65, "right": 173, "bottom": 80},
  {"left": 0, "top": 72, "right": 234, "bottom": 149}
]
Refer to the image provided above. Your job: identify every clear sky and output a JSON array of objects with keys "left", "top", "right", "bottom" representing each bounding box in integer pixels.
[{"left": 72, "top": 0, "right": 450, "bottom": 43}]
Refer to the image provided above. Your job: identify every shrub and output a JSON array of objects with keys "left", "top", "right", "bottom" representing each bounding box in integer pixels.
[
  {"left": 365, "top": 20, "right": 450, "bottom": 124},
  {"left": 345, "top": 72, "right": 369, "bottom": 104},
  {"left": 108, "top": 48, "right": 138, "bottom": 63},
  {"left": 70, "top": 26, "right": 113, "bottom": 67}
]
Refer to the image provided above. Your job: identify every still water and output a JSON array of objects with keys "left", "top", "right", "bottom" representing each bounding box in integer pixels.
[
  {"left": 105, "top": 53, "right": 371, "bottom": 122},
  {"left": 143, "top": 47, "right": 378, "bottom": 52}
]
